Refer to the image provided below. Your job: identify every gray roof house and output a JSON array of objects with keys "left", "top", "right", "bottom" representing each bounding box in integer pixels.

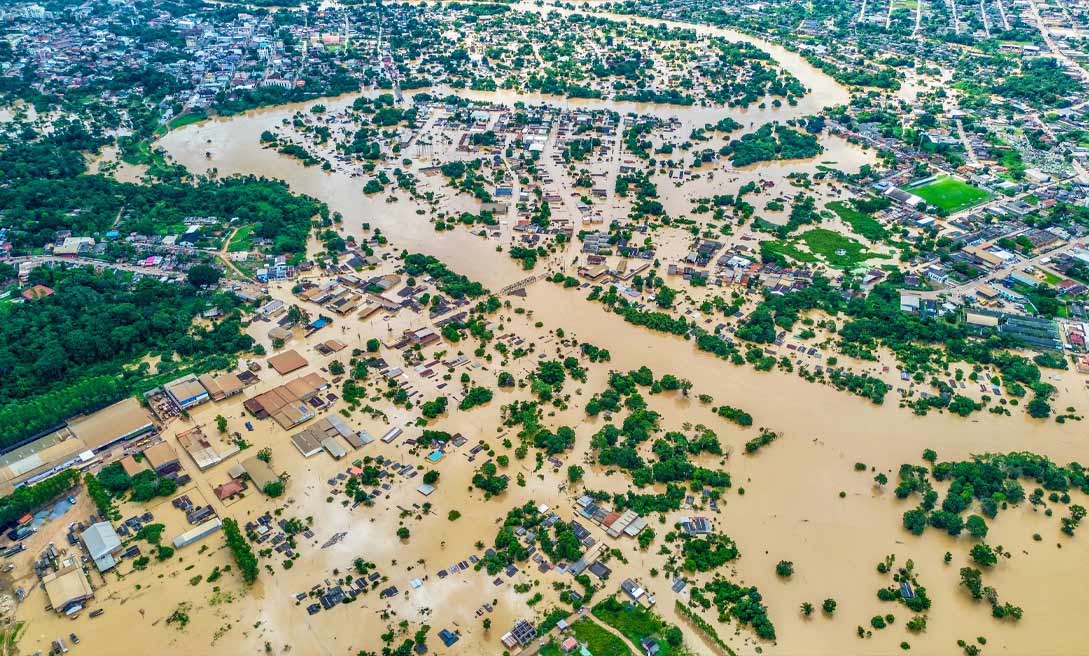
[{"left": 81, "top": 522, "right": 123, "bottom": 572}]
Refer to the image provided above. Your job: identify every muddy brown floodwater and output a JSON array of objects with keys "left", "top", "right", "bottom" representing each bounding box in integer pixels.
[{"left": 29, "top": 7, "right": 1089, "bottom": 656}]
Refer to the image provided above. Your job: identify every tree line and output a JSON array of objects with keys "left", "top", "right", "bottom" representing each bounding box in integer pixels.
[{"left": 0, "top": 266, "right": 256, "bottom": 450}]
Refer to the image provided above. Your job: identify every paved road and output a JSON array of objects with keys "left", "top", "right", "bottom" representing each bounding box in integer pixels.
[
  {"left": 912, "top": 237, "right": 1089, "bottom": 300},
  {"left": 955, "top": 119, "right": 979, "bottom": 167},
  {"left": 1028, "top": 0, "right": 1087, "bottom": 83},
  {"left": 996, "top": 0, "right": 1011, "bottom": 29},
  {"left": 6, "top": 255, "right": 186, "bottom": 280}
]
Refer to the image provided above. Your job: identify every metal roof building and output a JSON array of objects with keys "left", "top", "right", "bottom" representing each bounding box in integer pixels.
[
  {"left": 173, "top": 518, "right": 222, "bottom": 549},
  {"left": 322, "top": 437, "right": 348, "bottom": 460},
  {"left": 81, "top": 522, "right": 122, "bottom": 572},
  {"left": 164, "top": 376, "right": 210, "bottom": 410},
  {"left": 43, "top": 563, "right": 94, "bottom": 614}
]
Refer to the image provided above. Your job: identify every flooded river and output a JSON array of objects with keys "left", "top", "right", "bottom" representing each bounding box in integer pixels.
[{"left": 47, "top": 5, "right": 1089, "bottom": 656}]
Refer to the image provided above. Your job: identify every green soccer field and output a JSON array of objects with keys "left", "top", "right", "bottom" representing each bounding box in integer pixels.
[{"left": 906, "top": 176, "right": 992, "bottom": 213}]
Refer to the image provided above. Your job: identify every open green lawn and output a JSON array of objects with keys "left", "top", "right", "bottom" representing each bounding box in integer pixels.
[
  {"left": 227, "top": 225, "right": 254, "bottom": 253},
  {"left": 827, "top": 200, "right": 888, "bottom": 242},
  {"left": 538, "top": 643, "right": 564, "bottom": 656},
  {"left": 765, "top": 229, "right": 890, "bottom": 269},
  {"left": 592, "top": 599, "right": 686, "bottom": 656},
  {"left": 1041, "top": 270, "right": 1062, "bottom": 285},
  {"left": 906, "top": 175, "right": 992, "bottom": 213},
  {"left": 762, "top": 239, "right": 818, "bottom": 264},
  {"left": 168, "top": 111, "right": 208, "bottom": 131},
  {"left": 798, "top": 228, "right": 885, "bottom": 265},
  {"left": 571, "top": 618, "right": 632, "bottom": 656}
]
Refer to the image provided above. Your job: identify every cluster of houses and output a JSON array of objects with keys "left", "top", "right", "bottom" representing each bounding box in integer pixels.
[
  {"left": 871, "top": 175, "right": 1089, "bottom": 314},
  {"left": 573, "top": 495, "right": 650, "bottom": 540},
  {"left": 285, "top": 259, "right": 474, "bottom": 331},
  {"left": 1, "top": 0, "right": 394, "bottom": 120},
  {"left": 41, "top": 495, "right": 223, "bottom": 617},
  {"left": 144, "top": 368, "right": 254, "bottom": 423}
]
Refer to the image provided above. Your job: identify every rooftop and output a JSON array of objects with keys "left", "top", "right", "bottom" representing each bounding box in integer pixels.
[
  {"left": 81, "top": 522, "right": 122, "bottom": 572},
  {"left": 240, "top": 455, "right": 279, "bottom": 490},
  {"left": 267, "top": 349, "right": 308, "bottom": 375},
  {"left": 43, "top": 564, "right": 94, "bottom": 612},
  {"left": 67, "top": 398, "right": 154, "bottom": 450},
  {"left": 143, "top": 442, "right": 178, "bottom": 470},
  {"left": 165, "top": 377, "right": 209, "bottom": 406}
]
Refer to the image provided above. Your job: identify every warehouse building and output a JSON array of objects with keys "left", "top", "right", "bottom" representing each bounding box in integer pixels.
[
  {"left": 81, "top": 522, "right": 123, "bottom": 572},
  {"left": 164, "top": 376, "right": 210, "bottom": 410},
  {"left": 68, "top": 398, "right": 156, "bottom": 452},
  {"left": 197, "top": 373, "right": 245, "bottom": 401},
  {"left": 173, "top": 518, "right": 222, "bottom": 549},
  {"left": 267, "top": 349, "right": 308, "bottom": 375},
  {"left": 143, "top": 442, "right": 181, "bottom": 477},
  {"left": 240, "top": 456, "right": 280, "bottom": 491},
  {"left": 0, "top": 399, "right": 156, "bottom": 495},
  {"left": 43, "top": 562, "right": 94, "bottom": 615},
  {"left": 243, "top": 373, "right": 327, "bottom": 429}
]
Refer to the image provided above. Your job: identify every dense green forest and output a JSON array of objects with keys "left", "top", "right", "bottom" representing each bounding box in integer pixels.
[
  {"left": 720, "top": 122, "right": 822, "bottom": 167},
  {"left": 0, "top": 266, "right": 255, "bottom": 451},
  {"left": 0, "top": 110, "right": 330, "bottom": 453},
  {"left": 402, "top": 252, "right": 488, "bottom": 299},
  {"left": 992, "top": 57, "right": 1080, "bottom": 108},
  {"left": 0, "top": 119, "right": 326, "bottom": 251}
]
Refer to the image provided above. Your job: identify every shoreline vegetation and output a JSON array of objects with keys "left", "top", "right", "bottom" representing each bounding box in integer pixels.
[
  {"left": 576, "top": 270, "right": 1066, "bottom": 420},
  {"left": 674, "top": 600, "right": 739, "bottom": 656}
]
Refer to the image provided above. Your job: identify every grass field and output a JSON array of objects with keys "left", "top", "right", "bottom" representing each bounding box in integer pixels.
[
  {"left": 592, "top": 599, "right": 685, "bottom": 656},
  {"left": 827, "top": 201, "right": 888, "bottom": 242},
  {"left": 762, "top": 239, "right": 818, "bottom": 264},
  {"left": 1041, "top": 270, "right": 1062, "bottom": 285},
  {"left": 538, "top": 643, "right": 564, "bottom": 656},
  {"left": 571, "top": 618, "right": 632, "bottom": 656},
  {"left": 168, "top": 111, "right": 208, "bottom": 131},
  {"left": 764, "top": 228, "right": 890, "bottom": 269},
  {"left": 227, "top": 225, "right": 254, "bottom": 253},
  {"left": 799, "top": 229, "right": 891, "bottom": 267},
  {"left": 906, "top": 175, "right": 991, "bottom": 213}
]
